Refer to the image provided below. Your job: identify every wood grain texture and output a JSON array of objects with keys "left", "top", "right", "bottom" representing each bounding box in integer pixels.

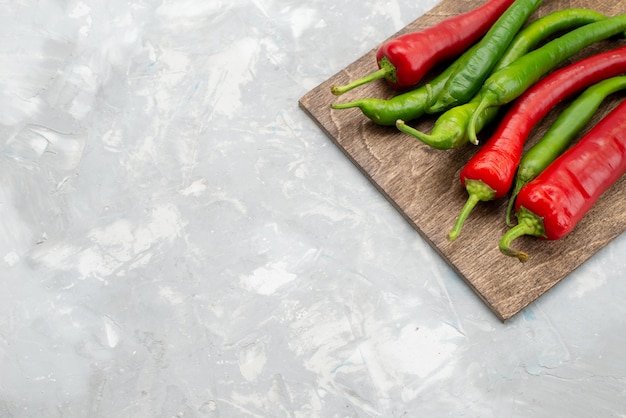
[{"left": 299, "top": 0, "right": 626, "bottom": 321}]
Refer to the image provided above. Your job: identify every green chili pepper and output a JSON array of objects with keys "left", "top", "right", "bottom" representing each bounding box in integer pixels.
[
  {"left": 330, "top": 44, "right": 480, "bottom": 126},
  {"left": 492, "top": 8, "right": 608, "bottom": 75},
  {"left": 395, "top": 8, "right": 608, "bottom": 149},
  {"left": 426, "top": 0, "right": 542, "bottom": 114},
  {"left": 332, "top": 8, "right": 605, "bottom": 128},
  {"left": 396, "top": 102, "right": 497, "bottom": 149},
  {"left": 468, "top": 12, "right": 626, "bottom": 144},
  {"left": 505, "top": 75, "right": 626, "bottom": 225}
]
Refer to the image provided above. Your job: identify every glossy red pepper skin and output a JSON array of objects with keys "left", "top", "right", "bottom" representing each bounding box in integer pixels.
[
  {"left": 449, "top": 45, "right": 626, "bottom": 241},
  {"left": 462, "top": 45, "right": 626, "bottom": 198},
  {"left": 377, "top": 0, "right": 517, "bottom": 89},
  {"left": 501, "top": 98, "right": 626, "bottom": 262},
  {"left": 515, "top": 99, "right": 626, "bottom": 241},
  {"left": 331, "top": 0, "right": 517, "bottom": 95}
]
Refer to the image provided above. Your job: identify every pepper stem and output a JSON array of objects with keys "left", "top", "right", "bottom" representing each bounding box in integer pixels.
[
  {"left": 467, "top": 92, "right": 496, "bottom": 145},
  {"left": 504, "top": 180, "right": 525, "bottom": 227},
  {"left": 331, "top": 100, "right": 364, "bottom": 110},
  {"left": 330, "top": 57, "right": 396, "bottom": 95},
  {"left": 449, "top": 179, "right": 496, "bottom": 241},
  {"left": 499, "top": 207, "right": 547, "bottom": 262}
]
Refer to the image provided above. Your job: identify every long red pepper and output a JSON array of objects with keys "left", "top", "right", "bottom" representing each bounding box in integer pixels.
[
  {"left": 500, "top": 98, "right": 626, "bottom": 262},
  {"left": 330, "top": 0, "right": 516, "bottom": 95},
  {"left": 448, "top": 45, "right": 626, "bottom": 241}
]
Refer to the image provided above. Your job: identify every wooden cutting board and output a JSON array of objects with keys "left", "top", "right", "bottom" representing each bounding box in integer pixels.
[{"left": 299, "top": 0, "right": 626, "bottom": 320}]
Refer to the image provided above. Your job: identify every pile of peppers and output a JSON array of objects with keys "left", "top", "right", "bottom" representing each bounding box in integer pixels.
[{"left": 330, "top": 0, "right": 626, "bottom": 262}]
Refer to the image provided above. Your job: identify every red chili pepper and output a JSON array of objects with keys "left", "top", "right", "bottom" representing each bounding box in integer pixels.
[
  {"left": 500, "top": 98, "right": 626, "bottom": 262},
  {"left": 330, "top": 0, "right": 516, "bottom": 95},
  {"left": 447, "top": 45, "right": 626, "bottom": 241}
]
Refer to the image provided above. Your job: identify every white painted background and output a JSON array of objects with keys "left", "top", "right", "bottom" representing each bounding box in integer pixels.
[{"left": 1, "top": 0, "right": 625, "bottom": 416}]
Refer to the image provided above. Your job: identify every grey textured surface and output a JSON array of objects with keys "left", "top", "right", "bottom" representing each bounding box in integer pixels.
[{"left": 1, "top": 0, "right": 625, "bottom": 417}]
